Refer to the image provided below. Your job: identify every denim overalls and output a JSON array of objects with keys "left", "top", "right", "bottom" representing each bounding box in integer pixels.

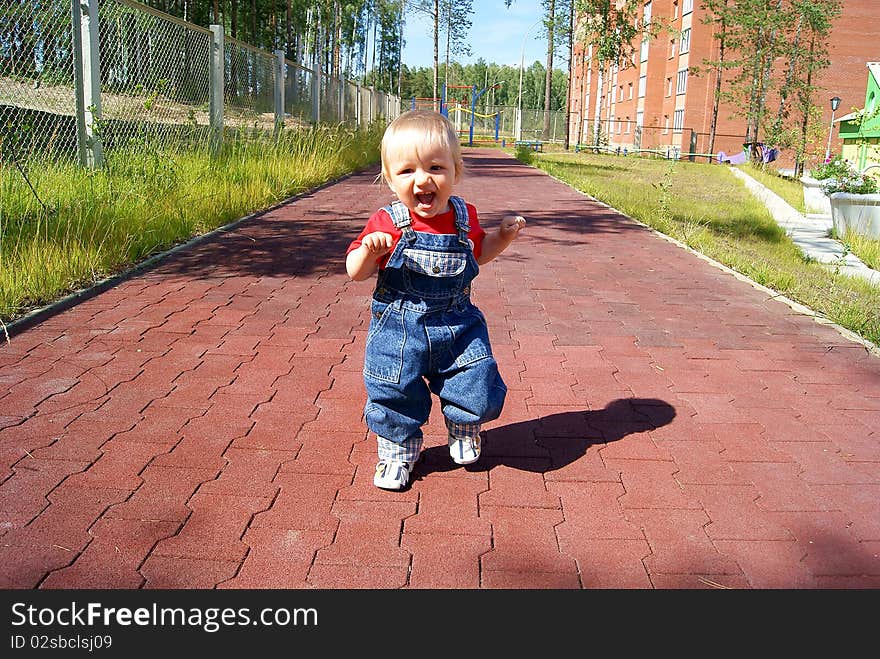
[{"left": 363, "top": 196, "right": 507, "bottom": 462}]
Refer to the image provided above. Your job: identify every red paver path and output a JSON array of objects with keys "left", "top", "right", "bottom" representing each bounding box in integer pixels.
[{"left": 2, "top": 149, "right": 878, "bottom": 589}]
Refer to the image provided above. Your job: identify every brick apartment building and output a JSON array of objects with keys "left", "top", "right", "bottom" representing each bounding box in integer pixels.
[{"left": 567, "top": 0, "right": 879, "bottom": 169}]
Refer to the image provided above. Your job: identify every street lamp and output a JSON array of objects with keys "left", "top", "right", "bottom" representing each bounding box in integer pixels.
[
  {"left": 516, "top": 18, "right": 543, "bottom": 141},
  {"left": 824, "top": 95, "right": 842, "bottom": 162}
]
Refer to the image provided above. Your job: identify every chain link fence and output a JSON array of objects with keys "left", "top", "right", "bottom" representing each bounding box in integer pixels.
[
  {"left": 566, "top": 113, "right": 752, "bottom": 163},
  {"left": 0, "top": 0, "right": 401, "bottom": 167}
]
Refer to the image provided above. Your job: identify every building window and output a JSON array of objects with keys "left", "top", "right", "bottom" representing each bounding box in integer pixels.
[
  {"left": 638, "top": 75, "right": 647, "bottom": 98},
  {"left": 683, "top": 0, "right": 693, "bottom": 14},
  {"left": 663, "top": 115, "right": 670, "bottom": 134},
  {"left": 666, "top": 77, "right": 673, "bottom": 97},
  {"left": 673, "top": 1, "right": 679, "bottom": 19},
  {"left": 669, "top": 38, "right": 676, "bottom": 59},
  {"left": 640, "top": 37, "right": 649, "bottom": 62},
  {"left": 628, "top": 82, "right": 634, "bottom": 99},
  {"left": 680, "top": 28, "right": 691, "bottom": 54},
  {"left": 636, "top": 111, "right": 644, "bottom": 129},
  {"left": 643, "top": 1, "right": 652, "bottom": 24},
  {"left": 625, "top": 117, "right": 631, "bottom": 134},
  {"left": 673, "top": 109, "right": 684, "bottom": 133},
  {"left": 676, "top": 69, "right": 688, "bottom": 94}
]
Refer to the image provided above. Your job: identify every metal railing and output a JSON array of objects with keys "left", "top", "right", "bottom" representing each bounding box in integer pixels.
[{"left": 0, "top": 0, "right": 402, "bottom": 167}]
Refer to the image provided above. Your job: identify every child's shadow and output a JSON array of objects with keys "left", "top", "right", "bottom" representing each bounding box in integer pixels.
[{"left": 416, "top": 397, "right": 676, "bottom": 477}]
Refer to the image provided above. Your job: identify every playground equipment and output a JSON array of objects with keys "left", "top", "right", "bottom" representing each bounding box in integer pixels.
[
  {"left": 452, "top": 83, "right": 502, "bottom": 146},
  {"left": 409, "top": 83, "right": 503, "bottom": 146}
]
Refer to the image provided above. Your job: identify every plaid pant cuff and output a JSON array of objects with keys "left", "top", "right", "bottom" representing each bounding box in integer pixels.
[
  {"left": 445, "top": 418, "right": 481, "bottom": 440},
  {"left": 377, "top": 436, "right": 423, "bottom": 463}
]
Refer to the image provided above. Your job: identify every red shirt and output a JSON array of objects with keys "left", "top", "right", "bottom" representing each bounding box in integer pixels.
[{"left": 347, "top": 202, "right": 486, "bottom": 270}]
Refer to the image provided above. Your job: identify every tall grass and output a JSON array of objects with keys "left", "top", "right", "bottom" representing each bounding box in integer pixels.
[
  {"left": 0, "top": 122, "right": 383, "bottom": 323},
  {"left": 743, "top": 162, "right": 806, "bottom": 214},
  {"left": 530, "top": 151, "right": 880, "bottom": 346}
]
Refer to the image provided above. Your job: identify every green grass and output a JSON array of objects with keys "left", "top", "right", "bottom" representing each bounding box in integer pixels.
[
  {"left": 1, "top": 122, "right": 383, "bottom": 324},
  {"left": 743, "top": 162, "right": 806, "bottom": 214},
  {"left": 836, "top": 230, "right": 880, "bottom": 271},
  {"left": 526, "top": 150, "right": 880, "bottom": 346}
]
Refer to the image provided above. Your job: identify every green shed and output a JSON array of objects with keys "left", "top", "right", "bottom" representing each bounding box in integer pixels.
[{"left": 838, "top": 62, "right": 880, "bottom": 173}]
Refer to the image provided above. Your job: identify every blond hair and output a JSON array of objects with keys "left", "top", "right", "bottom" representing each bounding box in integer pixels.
[{"left": 380, "top": 109, "right": 463, "bottom": 184}]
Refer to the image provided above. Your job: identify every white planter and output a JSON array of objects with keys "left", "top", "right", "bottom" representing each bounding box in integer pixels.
[
  {"left": 829, "top": 192, "right": 880, "bottom": 239},
  {"left": 800, "top": 175, "right": 831, "bottom": 215}
]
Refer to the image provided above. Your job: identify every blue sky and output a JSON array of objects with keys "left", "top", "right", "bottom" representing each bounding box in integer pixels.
[{"left": 401, "top": 1, "right": 550, "bottom": 69}]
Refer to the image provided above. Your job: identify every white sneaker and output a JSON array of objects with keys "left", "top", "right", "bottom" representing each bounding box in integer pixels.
[
  {"left": 449, "top": 435, "right": 481, "bottom": 465},
  {"left": 373, "top": 459, "right": 414, "bottom": 490}
]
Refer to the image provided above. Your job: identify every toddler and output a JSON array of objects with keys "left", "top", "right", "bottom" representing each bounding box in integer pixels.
[{"left": 346, "top": 109, "right": 525, "bottom": 490}]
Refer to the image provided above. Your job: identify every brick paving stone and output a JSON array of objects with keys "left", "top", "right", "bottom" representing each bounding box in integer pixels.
[
  {"left": 481, "top": 570, "right": 582, "bottom": 589},
  {"left": 732, "top": 462, "right": 833, "bottom": 512},
  {"left": 478, "top": 466, "right": 559, "bottom": 509},
  {"left": 253, "top": 472, "right": 349, "bottom": 531},
  {"left": 41, "top": 517, "right": 179, "bottom": 589},
  {"left": 712, "top": 540, "right": 817, "bottom": 588},
  {"left": 140, "top": 556, "right": 241, "bottom": 589},
  {"left": 551, "top": 481, "right": 643, "bottom": 540},
  {"left": 480, "top": 506, "right": 576, "bottom": 575},
  {"left": 688, "top": 484, "right": 796, "bottom": 541},
  {"left": 404, "top": 477, "right": 490, "bottom": 536},
  {"left": 0, "top": 544, "right": 75, "bottom": 588},
  {"left": 2, "top": 484, "right": 129, "bottom": 554},
  {"left": 807, "top": 483, "right": 880, "bottom": 541},
  {"left": 307, "top": 563, "right": 409, "bottom": 589},
  {"left": 151, "top": 490, "right": 272, "bottom": 562},
  {"left": 767, "top": 511, "right": 880, "bottom": 577},
  {"left": 626, "top": 508, "right": 743, "bottom": 577},
  {"left": 561, "top": 538, "right": 653, "bottom": 589},
  {"left": 223, "top": 527, "right": 334, "bottom": 588},
  {"left": 403, "top": 532, "right": 491, "bottom": 588},
  {"left": 105, "top": 465, "right": 218, "bottom": 522},
  {"left": 611, "top": 459, "right": 703, "bottom": 510},
  {"left": 314, "top": 499, "right": 415, "bottom": 569}
]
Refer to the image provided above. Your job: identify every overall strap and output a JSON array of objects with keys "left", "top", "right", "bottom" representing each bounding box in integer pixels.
[
  {"left": 385, "top": 201, "right": 416, "bottom": 242},
  {"left": 449, "top": 196, "right": 470, "bottom": 245}
]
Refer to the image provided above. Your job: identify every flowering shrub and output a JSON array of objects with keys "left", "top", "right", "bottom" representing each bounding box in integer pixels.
[
  {"left": 821, "top": 169, "right": 879, "bottom": 195},
  {"left": 811, "top": 154, "right": 852, "bottom": 181}
]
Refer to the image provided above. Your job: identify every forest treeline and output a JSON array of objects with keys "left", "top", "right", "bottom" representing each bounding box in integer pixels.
[
  {"left": 392, "top": 61, "right": 568, "bottom": 111},
  {"left": 127, "top": 1, "right": 568, "bottom": 110}
]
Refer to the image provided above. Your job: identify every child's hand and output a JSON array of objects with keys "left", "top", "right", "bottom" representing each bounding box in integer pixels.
[
  {"left": 499, "top": 215, "right": 526, "bottom": 238},
  {"left": 361, "top": 231, "right": 394, "bottom": 256}
]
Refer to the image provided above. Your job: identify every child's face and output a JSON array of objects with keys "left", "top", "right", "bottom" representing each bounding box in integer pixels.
[{"left": 383, "top": 138, "right": 459, "bottom": 219}]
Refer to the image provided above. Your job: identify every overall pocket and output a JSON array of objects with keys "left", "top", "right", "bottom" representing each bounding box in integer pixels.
[
  {"left": 401, "top": 248, "right": 467, "bottom": 299},
  {"left": 451, "top": 306, "right": 492, "bottom": 368},
  {"left": 364, "top": 300, "right": 405, "bottom": 383}
]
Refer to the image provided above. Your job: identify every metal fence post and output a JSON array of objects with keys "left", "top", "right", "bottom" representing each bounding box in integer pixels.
[
  {"left": 311, "top": 37, "right": 321, "bottom": 123},
  {"left": 356, "top": 83, "right": 362, "bottom": 127},
  {"left": 72, "top": 0, "right": 104, "bottom": 169},
  {"left": 274, "top": 50, "right": 285, "bottom": 137},
  {"left": 338, "top": 79, "right": 344, "bottom": 123},
  {"left": 209, "top": 24, "right": 224, "bottom": 154}
]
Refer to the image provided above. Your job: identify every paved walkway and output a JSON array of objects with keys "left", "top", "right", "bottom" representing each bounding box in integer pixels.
[
  {"left": 1, "top": 149, "right": 878, "bottom": 589},
  {"left": 731, "top": 167, "right": 880, "bottom": 286}
]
